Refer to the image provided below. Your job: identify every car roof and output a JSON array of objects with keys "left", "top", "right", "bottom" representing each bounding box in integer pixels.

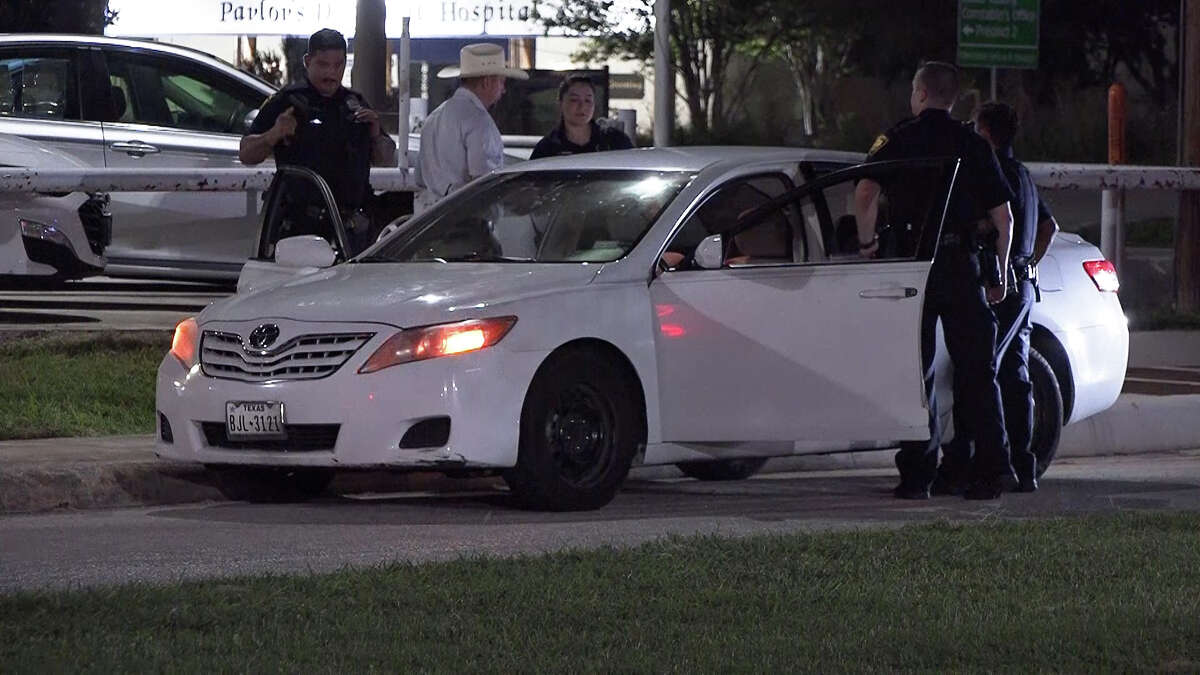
[
  {"left": 500, "top": 146, "right": 866, "bottom": 174},
  {"left": 0, "top": 33, "right": 276, "bottom": 93}
]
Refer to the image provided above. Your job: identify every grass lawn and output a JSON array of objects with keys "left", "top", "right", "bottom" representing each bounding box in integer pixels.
[
  {"left": 0, "top": 332, "right": 169, "bottom": 440},
  {"left": 2, "top": 512, "right": 1198, "bottom": 672}
]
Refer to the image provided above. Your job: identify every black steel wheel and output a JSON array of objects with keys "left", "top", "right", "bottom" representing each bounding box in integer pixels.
[
  {"left": 676, "top": 457, "right": 769, "bottom": 481},
  {"left": 503, "top": 347, "right": 642, "bottom": 511}
]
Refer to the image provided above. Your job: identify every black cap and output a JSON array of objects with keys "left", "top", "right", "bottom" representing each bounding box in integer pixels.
[{"left": 307, "top": 28, "right": 346, "bottom": 54}]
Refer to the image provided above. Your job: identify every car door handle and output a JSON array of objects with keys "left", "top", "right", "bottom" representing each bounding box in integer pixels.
[
  {"left": 110, "top": 141, "right": 161, "bottom": 157},
  {"left": 859, "top": 287, "right": 919, "bottom": 299}
]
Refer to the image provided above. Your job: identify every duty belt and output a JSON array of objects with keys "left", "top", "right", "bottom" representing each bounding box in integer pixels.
[{"left": 1011, "top": 256, "right": 1035, "bottom": 283}]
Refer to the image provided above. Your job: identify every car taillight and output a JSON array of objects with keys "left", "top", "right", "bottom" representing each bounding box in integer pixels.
[{"left": 1082, "top": 260, "right": 1120, "bottom": 292}]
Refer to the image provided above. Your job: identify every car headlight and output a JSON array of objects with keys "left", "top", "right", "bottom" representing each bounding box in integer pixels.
[
  {"left": 170, "top": 317, "right": 199, "bottom": 369},
  {"left": 18, "top": 218, "right": 70, "bottom": 246},
  {"left": 359, "top": 316, "right": 517, "bottom": 374}
]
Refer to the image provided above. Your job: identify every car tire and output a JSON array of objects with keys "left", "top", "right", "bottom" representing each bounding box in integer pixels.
[
  {"left": 503, "top": 347, "right": 641, "bottom": 511},
  {"left": 1028, "top": 347, "right": 1063, "bottom": 478},
  {"left": 675, "top": 457, "right": 769, "bottom": 481},
  {"left": 208, "top": 466, "right": 334, "bottom": 503}
]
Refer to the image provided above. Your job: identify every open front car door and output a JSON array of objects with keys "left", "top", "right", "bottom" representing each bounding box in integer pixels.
[
  {"left": 650, "top": 158, "right": 960, "bottom": 444},
  {"left": 236, "top": 166, "right": 351, "bottom": 294}
]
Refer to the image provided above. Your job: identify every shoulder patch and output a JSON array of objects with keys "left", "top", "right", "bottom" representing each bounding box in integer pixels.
[{"left": 868, "top": 134, "right": 889, "bottom": 155}]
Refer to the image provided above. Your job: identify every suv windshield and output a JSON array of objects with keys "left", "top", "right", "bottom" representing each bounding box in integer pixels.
[{"left": 363, "top": 169, "right": 693, "bottom": 263}]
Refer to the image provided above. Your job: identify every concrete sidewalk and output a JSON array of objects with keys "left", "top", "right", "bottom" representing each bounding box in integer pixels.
[{"left": 2, "top": 392, "right": 1197, "bottom": 514}]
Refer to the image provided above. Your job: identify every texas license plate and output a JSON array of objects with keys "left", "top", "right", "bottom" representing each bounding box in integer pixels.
[{"left": 226, "top": 401, "right": 287, "bottom": 439}]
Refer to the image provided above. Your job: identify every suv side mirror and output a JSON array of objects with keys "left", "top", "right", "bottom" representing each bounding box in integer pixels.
[
  {"left": 275, "top": 235, "right": 336, "bottom": 268},
  {"left": 694, "top": 234, "right": 724, "bottom": 270},
  {"left": 242, "top": 109, "right": 259, "bottom": 133}
]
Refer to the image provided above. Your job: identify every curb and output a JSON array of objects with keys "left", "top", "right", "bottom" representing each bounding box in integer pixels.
[
  {"left": 0, "top": 456, "right": 502, "bottom": 515},
  {"left": 2, "top": 394, "right": 1198, "bottom": 515}
]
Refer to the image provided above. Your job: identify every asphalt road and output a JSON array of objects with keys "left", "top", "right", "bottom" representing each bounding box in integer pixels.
[{"left": 2, "top": 451, "right": 1198, "bottom": 594}]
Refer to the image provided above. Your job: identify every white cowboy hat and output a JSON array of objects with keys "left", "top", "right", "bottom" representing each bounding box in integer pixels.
[{"left": 437, "top": 43, "right": 529, "bottom": 80}]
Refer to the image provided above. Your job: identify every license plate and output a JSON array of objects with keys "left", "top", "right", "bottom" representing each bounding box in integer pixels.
[{"left": 226, "top": 401, "right": 287, "bottom": 440}]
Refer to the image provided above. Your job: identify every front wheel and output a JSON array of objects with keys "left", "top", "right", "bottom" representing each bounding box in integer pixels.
[
  {"left": 503, "top": 347, "right": 642, "bottom": 511},
  {"left": 1028, "top": 347, "right": 1063, "bottom": 478},
  {"left": 676, "top": 457, "right": 769, "bottom": 481},
  {"left": 208, "top": 466, "right": 334, "bottom": 503}
]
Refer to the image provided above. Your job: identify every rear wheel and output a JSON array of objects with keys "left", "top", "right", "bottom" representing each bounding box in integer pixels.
[
  {"left": 503, "top": 347, "right": 641, "bottom": 511},
  {"left": 1028, "top": 347, "right": 1063, "bottom": 478},
  {"left": 676, "top": 457, "right": 769, "bottom": 481},
  {"left": 208, "top": 466, "right": 334, "bottom": 503}
]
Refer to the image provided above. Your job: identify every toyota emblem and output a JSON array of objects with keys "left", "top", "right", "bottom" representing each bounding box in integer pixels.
[{"left": 248, "top": 323, "right": 281, "bottom": 349}]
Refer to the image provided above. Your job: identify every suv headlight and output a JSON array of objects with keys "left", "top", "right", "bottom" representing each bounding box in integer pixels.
[
  {"left": 19, "top": 218, "right": 70, "bottom": 246},
  {"left": 359, "top": 317, "right": 517, "bottom": 374}
]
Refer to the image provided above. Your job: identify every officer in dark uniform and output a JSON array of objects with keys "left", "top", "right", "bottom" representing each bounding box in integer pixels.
[
  {"left": 529, "top": 74, "right": 634, "bottom": 159},
  {"left": 854, "top": 61, "right": 1017, "bottom": 500},
  {"left": 239, "top": 28, "right": 396, "bottom": 255},
  {"left": 939, "top": 102, "right": 1061, "bottom": 494}
]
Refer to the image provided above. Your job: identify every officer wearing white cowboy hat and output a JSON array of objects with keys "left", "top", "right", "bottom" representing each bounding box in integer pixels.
[{"left": 414, "top": 43, "right": 528, "bottom": 214}]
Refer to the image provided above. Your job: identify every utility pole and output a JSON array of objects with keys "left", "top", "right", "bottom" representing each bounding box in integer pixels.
[
  {"left": 351, "top": 0, "right": 387, "bottom": 124},
  {"left": 653, "top": 0, "right": 672, "bottom": 147},
  {"left": 1178, "top": 0, "right": 1200, "bottom": 312}
]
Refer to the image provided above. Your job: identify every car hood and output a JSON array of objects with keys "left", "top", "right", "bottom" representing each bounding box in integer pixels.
[{"left": 206, "top": 262, "right": 602, "bottom": 326}]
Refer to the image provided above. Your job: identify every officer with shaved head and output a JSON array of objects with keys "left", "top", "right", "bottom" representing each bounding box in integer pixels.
[{"left": 854, "top": 61, "right": 1017, "bottom": 500}]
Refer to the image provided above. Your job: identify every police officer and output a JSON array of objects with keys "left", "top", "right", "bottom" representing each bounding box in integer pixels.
[
  {"left": 530, "top": 74, "right": 634, "bottom": 159},
  {"left": 239, "top": 28, "right": 396, "bottom": 255},
  {"left": 854, "top": 61, "right": 1017, "bottom": 500},
  {"left": 939, "top": 102, "right": 1061, "bottom": 494}
]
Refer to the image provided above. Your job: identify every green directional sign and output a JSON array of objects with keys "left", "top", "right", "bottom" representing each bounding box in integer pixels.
[{"left": 957, "top": 0, "right": 1040, "bottom": 69}]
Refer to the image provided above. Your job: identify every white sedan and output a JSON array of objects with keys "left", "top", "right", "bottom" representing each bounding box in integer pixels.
[{"left": 155, "top": 147, "right": 1128, "bottom": 510}]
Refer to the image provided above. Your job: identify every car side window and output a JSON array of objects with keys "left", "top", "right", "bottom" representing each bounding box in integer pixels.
[
  {"left": 0, "top": 53, "right": 78, "bottom": 121},
  {"left": 104, "top": 51, "right": 265, "bottom": 133},
  {"left": 736, "top": 160, "right": 957, "bottom": 264},
  {"left": 663, "top": 174, "right": 800, "bottom": 270},
  {"left": 257, "top": 170, "right": 346, "bottom": 262}
]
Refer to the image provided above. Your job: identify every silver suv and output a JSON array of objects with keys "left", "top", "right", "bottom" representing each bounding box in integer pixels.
[{"left": 0, "top": 34, "right": 275, "bottom": 280}]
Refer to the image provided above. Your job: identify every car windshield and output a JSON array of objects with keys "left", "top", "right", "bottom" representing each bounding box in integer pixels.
[{"left": 362, "top": 169, "right": 693, "bottom": 263}]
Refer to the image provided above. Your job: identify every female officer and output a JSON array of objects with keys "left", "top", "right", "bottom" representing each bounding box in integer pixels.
[{"left": 530, "top": 74, "right": 634, "bottom": 159}]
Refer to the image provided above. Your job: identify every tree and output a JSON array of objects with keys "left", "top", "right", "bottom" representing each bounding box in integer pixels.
[
  {"left": 0, "top": 0, "right": 115, "bottom": 34},
  {"left": 538, "top": 0, "right": 791, "bottom": 138},
  {"left": 756, "top": 2, "right": 865, "bottom": 138}
]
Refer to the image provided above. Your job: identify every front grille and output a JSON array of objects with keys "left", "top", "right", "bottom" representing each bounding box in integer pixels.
[
  {"left": 201, "top": 331, "right": 374, "bottom": 382},
  {"left": 201, "top": 422, "right": 340, "bottom": 452}
]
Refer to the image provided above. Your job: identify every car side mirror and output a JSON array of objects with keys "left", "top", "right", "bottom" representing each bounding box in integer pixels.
[
  {"left": 275, "top": 235, "right": 336, "bottom": 268},
  {"left": 242, "top": 109, "right": 259, "bottom": 133},
  {"left": 693, "top": 234, "right": 724, "bottom": 270}
]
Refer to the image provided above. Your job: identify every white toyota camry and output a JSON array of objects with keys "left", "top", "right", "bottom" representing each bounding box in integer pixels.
[{"left": 155, "top": 147, "right": 1127, "bottom": 510}]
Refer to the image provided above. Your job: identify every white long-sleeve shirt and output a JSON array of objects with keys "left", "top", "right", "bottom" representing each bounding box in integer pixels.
[{"left": 414, "top": 87, "right": 503, "bottom": 211}]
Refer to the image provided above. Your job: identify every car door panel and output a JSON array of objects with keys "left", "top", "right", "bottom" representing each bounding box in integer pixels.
[
  {"left": 652, "top": 262, "right": 930, "bottom": 442},
  {"left": 99, "top": 49, "right": 268, "bottom": 273},
  {"left": 651, "top": 159, "right": 957, "bottom": 444}
]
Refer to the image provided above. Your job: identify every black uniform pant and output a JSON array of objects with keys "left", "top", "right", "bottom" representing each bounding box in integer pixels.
[
  {"left": 943, "top": 278, "right": 1036, "bottom": 481},
  {"left": 895, "top": 247, "right": 1014, "bottom": 487}
]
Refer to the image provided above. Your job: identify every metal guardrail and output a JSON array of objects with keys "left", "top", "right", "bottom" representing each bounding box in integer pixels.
[
  {"left": 0, "top": 167, "right": 416, "bottom": 193},
  {"left": 1026, "top": 163, "right": 1200, "bottom": 191},
  {"left": 2, "top": 161, "right": 1196, "bottom": 271},
  {"left": 0, "top": 163, "right": 1198, "bottom": 193}
]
